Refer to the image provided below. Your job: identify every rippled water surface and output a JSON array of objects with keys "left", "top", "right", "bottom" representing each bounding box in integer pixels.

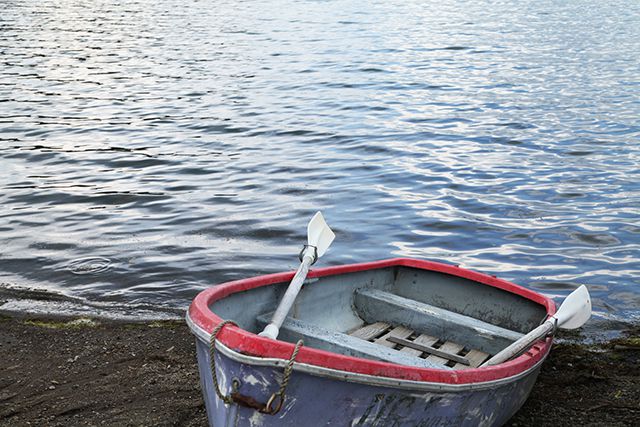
[{"left": 1, "top": 0, "right": 639, "bottom": 327}]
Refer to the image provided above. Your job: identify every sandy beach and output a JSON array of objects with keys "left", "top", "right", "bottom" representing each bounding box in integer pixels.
[{"left": 1, "top": 311, "right": 638, "bottom": 426}]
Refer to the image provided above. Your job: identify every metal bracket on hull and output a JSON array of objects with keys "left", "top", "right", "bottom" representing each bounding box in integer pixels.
[{"left": 209, "top": 319, "right": 304, "bottom": 415}]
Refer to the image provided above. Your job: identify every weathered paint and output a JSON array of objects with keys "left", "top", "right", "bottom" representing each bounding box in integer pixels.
[{"left": 194, "top": 338, "right": 542, "bottom": 427}]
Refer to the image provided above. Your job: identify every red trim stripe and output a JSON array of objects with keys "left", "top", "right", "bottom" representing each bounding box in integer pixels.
[{"left": 188, "top": 258, "right": 555, "bottom": 384}]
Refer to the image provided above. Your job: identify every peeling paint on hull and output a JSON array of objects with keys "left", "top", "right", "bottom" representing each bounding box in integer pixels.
[{"left": 194, "top": 339, "right": 541, "bottom": 427}]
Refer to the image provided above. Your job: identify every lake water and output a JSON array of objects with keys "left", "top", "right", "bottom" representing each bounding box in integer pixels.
[{"left": 1, "top": 0, "right": 639, "bottom": 329}]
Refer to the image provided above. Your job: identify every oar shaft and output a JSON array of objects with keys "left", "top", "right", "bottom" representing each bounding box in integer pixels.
[
  {"left": 483, "top": 321, "right": 554, "bottom": 366},
  {"left": 259, "top": 254, "right": 314, "bottom": 339}
]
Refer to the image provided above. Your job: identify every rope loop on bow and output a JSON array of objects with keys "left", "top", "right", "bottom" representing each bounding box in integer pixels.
[{"left": 209, "top": 320, "right": 304, "bottom": 415}]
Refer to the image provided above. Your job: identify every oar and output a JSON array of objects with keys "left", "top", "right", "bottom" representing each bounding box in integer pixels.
[
  {"left": 259, "top": 211, "right": 335, "bottom": 340},
  {"left": 482, "top": 285, "right": 591, "bottom": 366}
]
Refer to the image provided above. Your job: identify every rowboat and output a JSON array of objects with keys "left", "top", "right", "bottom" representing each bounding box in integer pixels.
[{"left": 186, "top": 214, "right": 590, "bottom": 426}]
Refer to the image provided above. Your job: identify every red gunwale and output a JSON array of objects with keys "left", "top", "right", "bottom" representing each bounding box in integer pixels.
[{"left": 188, "top": 258, "right": 556, "bottom": 384}]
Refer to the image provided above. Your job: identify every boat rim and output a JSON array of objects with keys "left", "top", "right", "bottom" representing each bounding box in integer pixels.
[
  {"left": 186, "top": 312, "right": 547, "bottom": 392},
  {"left": 188, "top": 258, "right": 556, "bottom": 385}
]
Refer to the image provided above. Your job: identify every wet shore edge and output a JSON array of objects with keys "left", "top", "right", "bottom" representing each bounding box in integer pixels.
[{"left": 0, "top": 304, "right": 638, "bottom": 426}]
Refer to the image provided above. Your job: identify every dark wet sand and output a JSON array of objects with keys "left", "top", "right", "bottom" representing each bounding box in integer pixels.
[{"left": 1, "top": 313, "right": 638, "bottom": 426}]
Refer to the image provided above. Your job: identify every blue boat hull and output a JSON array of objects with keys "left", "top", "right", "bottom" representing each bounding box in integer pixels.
[{"left": 193, "top": 336, "right": 542, "bottom": 427}]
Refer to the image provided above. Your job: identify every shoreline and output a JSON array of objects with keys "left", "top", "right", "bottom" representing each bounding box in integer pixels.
[{"left": 1, "top": 311, "right": 638, "bottom": 426}]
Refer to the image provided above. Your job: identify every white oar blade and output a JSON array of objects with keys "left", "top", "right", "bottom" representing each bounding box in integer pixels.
[
  {"left": 482, "top": 285, "right": 592, "bottom": 367},
  {"left": 554, "top": 285, "right": 592, "bottom": 330},
  {"left": 307, "top": 211, "right": 335, "bottom": 258}
]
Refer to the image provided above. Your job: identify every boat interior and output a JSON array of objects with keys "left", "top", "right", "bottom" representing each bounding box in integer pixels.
[{"left": 210, "top": 265, "right": 549, "bottom": 370}]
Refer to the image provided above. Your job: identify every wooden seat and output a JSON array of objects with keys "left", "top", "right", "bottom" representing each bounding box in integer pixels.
[
  {"left": 354, "top": 288, "right": 523, "bottom": 355},
  {"left": 349, "top": 323, "right": 491, "bottom": 369}
]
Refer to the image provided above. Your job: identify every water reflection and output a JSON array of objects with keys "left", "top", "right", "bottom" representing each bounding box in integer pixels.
[{"left": 0, "top": 0, "right": 639, "bottom": 329}]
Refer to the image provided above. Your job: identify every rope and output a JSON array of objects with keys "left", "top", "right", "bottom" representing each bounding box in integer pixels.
[
  {"left": 264, "top": 339, "right": 304, "bottom": 414},
  {"left": 209, "top": 320, "right": 238, "bottom": 405},
  {"left": 208, "top": 320, "right": 304, "bottom": 415}
]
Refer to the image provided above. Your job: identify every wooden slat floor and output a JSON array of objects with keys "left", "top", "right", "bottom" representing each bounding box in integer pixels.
[{"left": 349, "top": 322, "right": 490, "bottom": 369}]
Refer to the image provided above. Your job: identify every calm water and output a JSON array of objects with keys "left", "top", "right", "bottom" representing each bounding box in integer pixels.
[{"left": 1, "top": 0, "right": 639, "bottom": 328}]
